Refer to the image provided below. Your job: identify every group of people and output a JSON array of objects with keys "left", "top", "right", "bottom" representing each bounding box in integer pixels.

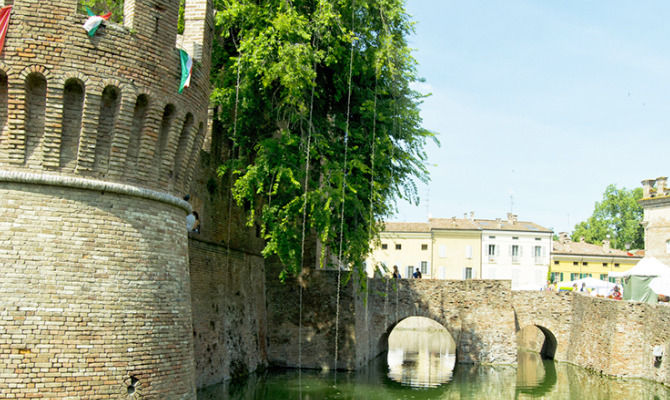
[
  {"left": 545, "top": 280, "right": 622, "bottom": 300},
  {"left": 392, "top": 265, "right": 422, "bottom": 279}
]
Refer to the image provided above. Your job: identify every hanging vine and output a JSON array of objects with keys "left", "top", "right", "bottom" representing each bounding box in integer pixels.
[{"left": 211, "top": 0, "right": 436, "bottom": 281}]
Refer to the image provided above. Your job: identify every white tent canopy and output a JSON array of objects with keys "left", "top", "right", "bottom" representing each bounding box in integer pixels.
[
  {"left": 649, "top": 275, "right": 670, "bottom": 296},
  {"left": 561, "top": 276, "right": 616, "bottom": 290},
  {"left": 609, "top": 256, "right": 670, "bottom": 278}
]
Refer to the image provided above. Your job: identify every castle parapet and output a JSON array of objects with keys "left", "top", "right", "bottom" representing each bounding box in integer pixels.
[{"left": 0, "top": 0, "right": 212, "bottom": 196}]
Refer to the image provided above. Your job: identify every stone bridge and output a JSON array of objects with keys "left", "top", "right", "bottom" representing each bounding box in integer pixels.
[{"left": 266, "top": 269, "right": 670, "bottom": 385}]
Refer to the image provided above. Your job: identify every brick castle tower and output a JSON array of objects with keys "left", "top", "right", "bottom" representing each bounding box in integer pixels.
[{"left": 0, "top": 0, "right": 212, "bottom": 397}]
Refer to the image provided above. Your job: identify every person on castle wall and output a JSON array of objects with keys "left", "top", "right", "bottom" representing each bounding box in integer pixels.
[
  {"left": 611, "top": 285, "right": 622, "bottom": 300},
  {"left": 392, "top": 265, "right": 401, "bottom": 279},
  {"left": 413, "top": 268, "right": 422, "bottom": 279},
  {"left": 186, "top": 210, "right": 200, "bottom": 233},
  {"left": 191, "top": 211, "right": 200, "bottom": 233}
]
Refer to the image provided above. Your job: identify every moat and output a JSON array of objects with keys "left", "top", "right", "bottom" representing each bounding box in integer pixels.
[{"left": 198, "top": 351, "right": 670, "bottom": 399}]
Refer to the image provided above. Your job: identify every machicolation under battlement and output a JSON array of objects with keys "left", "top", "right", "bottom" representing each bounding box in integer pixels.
[{"left": 0, "top": 0, "right": 212, "bottom": 196}]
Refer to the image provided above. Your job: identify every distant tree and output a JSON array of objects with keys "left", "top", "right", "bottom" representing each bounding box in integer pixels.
[
  {"left": 572, "top": 184, "right": 644, "bottom": 250},
  {"left": 79, "top": 0, "right": 124, "bottom": 24}
]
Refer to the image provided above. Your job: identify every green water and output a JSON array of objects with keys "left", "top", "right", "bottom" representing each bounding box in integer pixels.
[{"left": 198, "top": 351, "right": 670, "bottom": 400}]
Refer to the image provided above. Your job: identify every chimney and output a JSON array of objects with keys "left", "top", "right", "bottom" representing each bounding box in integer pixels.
[
  {"left": 469, "top": 211, "right": 475, "bottom": 220},
  {"left": 602, "top": 239, "right": 610, "bottom": 251},
  {"left": 507, "top": 213, "right": 518, "bottom": 224},
  {"left": 642, "top": 178, "right": 656, "bottom": 198},
  {"left": 496, "top": 218, "right": 502, "bottom": 228},
  {"left": 559, "top": 232, "right": 570, "bottom": 244},
  {"left": 656, "top": 176, "right": 667, "bottom": 196},
  {"left": 464, "top": 213, "right": 467, "bottom": 219}
]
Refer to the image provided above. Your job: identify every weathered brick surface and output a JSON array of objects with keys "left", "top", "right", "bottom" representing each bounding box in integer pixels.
[
  {"left": 188, "top": 237, "right": 268, "bottom": 389},
  {"left": 0, "top": 183, "right": 195, "bottom": 398},
  {"left": 266, "top": 274, "right": 518, "bottom": 370},
  {"left": 268, "top": 273, "right": 670, "bottom": 387},
  {"left": 0, "top": 0, "right": 211, "bottom": 197},
  {"left": 0, "top": 0, "right": 213, "bottom": 397},
  {"left": 513, "top": 291, "right": 670, "bottom": 385}
]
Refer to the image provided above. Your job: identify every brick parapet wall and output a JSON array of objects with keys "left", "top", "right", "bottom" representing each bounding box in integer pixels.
[
  {"left": 0, "top": 182, "right": 196, "bottom": 398},
  {"left": 0, "top": 0, "right": 212, "bottom": 197},
  {"left": 188, "top": 237, "right": 268, "bottom": 389},
  {"left": 512, "top": 291, "right": 670, "bottom": 385},
  {"left": 266, "top": 274, "right": 518, "bottom": 371}
]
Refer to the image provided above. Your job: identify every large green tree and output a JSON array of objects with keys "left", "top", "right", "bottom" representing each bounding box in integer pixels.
[
  {"left": 572, "top": 184, "right": 644, "bottom": 250},
  {"left": 211, "top": 0, "right": 435, "bottom": 280}
]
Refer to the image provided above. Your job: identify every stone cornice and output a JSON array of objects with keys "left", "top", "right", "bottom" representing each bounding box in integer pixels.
[{"left": 0, "top": 170, "right": 191, "bottom": 213}]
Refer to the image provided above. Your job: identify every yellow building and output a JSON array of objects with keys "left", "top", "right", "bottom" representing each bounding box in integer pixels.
[
  {"left": 429, "top": 218, "right": 481, "bottom": 280},
  {"left": 368, "top": 222, "right": 432, "bottom": 279},
  {"left": 550, "top": 233, "right": 641, "bottom": 284}
]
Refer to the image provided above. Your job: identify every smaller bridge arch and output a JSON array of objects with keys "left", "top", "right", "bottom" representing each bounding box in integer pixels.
[{"left": 517, "top": 324, "right": 558, "bottom": 360}]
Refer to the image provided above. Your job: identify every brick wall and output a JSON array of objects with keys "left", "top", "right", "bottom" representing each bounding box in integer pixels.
[
  {"left": 0, "top": 182, "right": 196, "bottom": 398},
  {"left": 188, "top": 237, "right": 268, "bottom": 389}
]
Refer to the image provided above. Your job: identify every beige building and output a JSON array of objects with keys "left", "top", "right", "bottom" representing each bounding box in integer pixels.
[
  {"left": 640, "top": 176, "right": 670, "bottom": 265},
  {"left": 367, "top": 214, "right": 552, "bottom": 289}
]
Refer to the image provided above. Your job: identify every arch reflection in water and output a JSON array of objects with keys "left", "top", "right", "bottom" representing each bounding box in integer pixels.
[{"left": 386, "top": 316, "right": 456, "bottom": 388}]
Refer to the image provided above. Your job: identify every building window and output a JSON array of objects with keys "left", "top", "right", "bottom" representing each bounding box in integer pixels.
[
  {"left": 511, "top": 245, "right": 520, "bottom": 263},
  {"left": 600, "top": 274, "right": 607, "bottom": 280},
  {"left": 535, "top": 237, "right": 542, "bottom": 241},
  {"left": 602, "top": 263, "right": 607, "bottom": 267},
  {"left": 614, "top": 263, "right": 620, "bottom": 267},
  {"left": 667, "top": 240, "right": 670, "bottom": 253},
  {"left": 439, "top": 245, "right": 446, "bottom": 258},
  {"left": 582, "top": 262, "right": 588, "bottom": 266},
  {"left": 609, "top": 277, "right": 616, "bottom": 283},
  {"left": 381, "top": 243, "right": 388, "bottom": 250},
  {"left": 550, "top": 272, "right": 563, "bottom": 283},
  {"left": 489, "top": 236, "right": 496, "bottom": 239},
  {"left": 420, "top": 261, "right": 428, "bottom": 274},
  {"left": 534, "top": 246, "right": 542, "bottom": 264},
  {"left": 554, "top": 260, "right": 559, "bottom": 265},
  {"left": 421, "top": 244, "right": 428, "bottom": 251},
  {"left": 488, "top": 244, "right": 496, "bottom": 256},
  {"left": 465, "top": 245, "right": 473, "bottom": 259},
  {"left": 395, "top": 244, "right": 401, "bottom": 250},
  {"left": 406, "top": 266, "right": 413, "bottom": 278},
  {"left": 464, "top": 267, "right": 472, "bottom": 280},
  {"left": 512, "top": 236, "right": 519, "bottom": 240},
  {"left": 573, "top": 261, "right": 578, "bottom": 266},
  {"left": 570, "top": 273, "right": 578, "bottom": 281}
]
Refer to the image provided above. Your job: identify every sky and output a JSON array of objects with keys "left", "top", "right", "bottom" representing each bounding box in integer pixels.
[{"left": 392, "top": 0, "right": 670, "bottom": 234}]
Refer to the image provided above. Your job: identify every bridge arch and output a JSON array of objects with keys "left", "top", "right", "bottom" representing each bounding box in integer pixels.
[
  {"left": 378, "top": 311, "right": 461, "bottom": 356},
  {"left": 517, "top": 324, "right": 558, "bottom": 359}
]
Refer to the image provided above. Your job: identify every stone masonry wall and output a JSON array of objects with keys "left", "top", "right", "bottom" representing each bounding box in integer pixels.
[
  {"left": 0, "top": 182, "right": 195, "bottom": 398},
  {"left": 360, "top": 278, "right": 518, "bottom": 366},
  {"left": 266, "top": 274, "right": 518, "bottom": 371},
  {"left": 513, "top": 291, "right": 670, "bottom": 385},
  {"left": 189, "top": 237, "right": 268, "bottom": 389}
]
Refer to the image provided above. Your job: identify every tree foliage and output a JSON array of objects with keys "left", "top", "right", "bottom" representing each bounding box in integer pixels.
[
  {"left": 572, "top": 184, "right": 644, "bottom": 250},
  {"left": 79, "top": 0, "right": 125, "bottom": 24},
  {"left": 211, "top": 0, "right": 435, "bottom": 280}
]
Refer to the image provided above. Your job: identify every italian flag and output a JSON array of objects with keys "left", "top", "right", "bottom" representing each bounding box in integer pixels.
[
  {"left": 0, "top": 5, "right": 12, "bottom": 55},
  {"left": 83, "top": 7, "right": 111, "bottom": 37},
  {"left": 179, "top": 49, "right": 193, "bottom": 93}
]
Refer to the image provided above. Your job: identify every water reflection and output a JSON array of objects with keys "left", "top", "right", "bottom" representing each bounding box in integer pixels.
[
  {"left": 198, "top": 351, "right": 670, "bottom": 400},
  {"left": 515, "top": 350, "right": 557, "bottom": 398},
  {"left": 386, "top": 316, "right": 457, "bottom": 388}
]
